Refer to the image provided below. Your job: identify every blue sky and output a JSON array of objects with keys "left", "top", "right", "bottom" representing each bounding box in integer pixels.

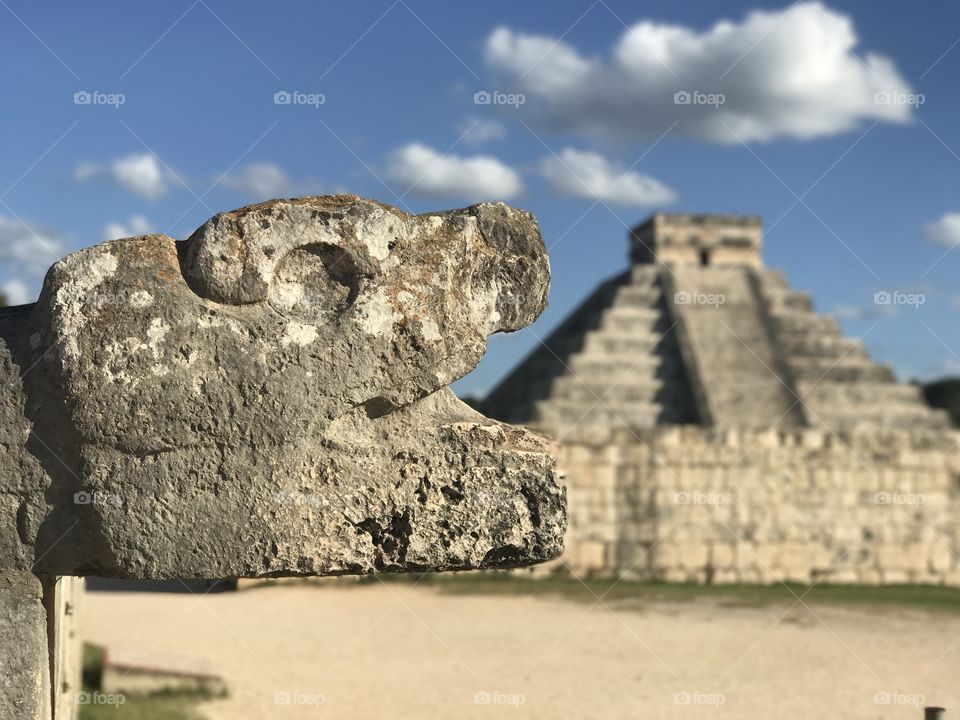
[{"left": 2, "top": 0, "right": 960, "bottom": 396}]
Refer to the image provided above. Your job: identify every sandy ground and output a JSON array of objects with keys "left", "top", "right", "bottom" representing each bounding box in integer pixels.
[{"left": 83, "top": 582, "right": 958, "bottom": 719}]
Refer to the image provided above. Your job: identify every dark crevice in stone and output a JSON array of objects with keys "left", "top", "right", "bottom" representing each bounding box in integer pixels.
[
  {"left": 519, "top": 481, "right": 542, "bottom": 529},
  {"left": 362, "top": 396, "right": 397, "bottom": 420},
  {"left": 482, "top": 544, "right": 525, "bottom": 567},
  {"left": 15, "top": 500, "right": 30, "bottom": 546},
  {"left": 415, "top": 478, "right": 430, "bottom": 505},
  {"left": 440, "top": 485, "right": 464, "bottom": 503}
]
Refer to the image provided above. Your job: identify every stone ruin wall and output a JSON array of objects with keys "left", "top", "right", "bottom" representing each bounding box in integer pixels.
[{"left": 554, "top": 426, "right": 960, "bottom": 585}]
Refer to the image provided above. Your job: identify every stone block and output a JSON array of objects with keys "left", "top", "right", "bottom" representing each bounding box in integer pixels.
[
  {"left": 732, "top": 542, "right": 757, "bottom": 570},
  {"left": 659, "top": 568, "right": 688, "bottom": 583},
  {"left": 754, "top": 544, "right": 781, "bottom": 571},
  {"left": 823, "top": 569, "right": 858, "bottom": 584},
  {"left": 710, "top": 543, "right": 735, "bottom": 569},
  {"left": 876, "top": 545, "right": 909, "bottom": 570},
  {"left": 711, "top": 569, "right": 738, "bottom": 584},
  {"left": 577, "top": 541, "right": 608, "bottom": 571},
  {"left": 881, "top": 569, "right": 909, "bottom": 584},
  {"left": 780, "top": 542, "right": 809, "bottom": 570},
  {"left": 678, "top": 542, "right": 710, "bottom": 569},
  {"left": 758, "top": 566, "right": 785, "bottom": 584},
  {"left": 929, "top": 543, "right": 954, "bottom": 573},
  {"left": 656, "top": 543, "right": 681, "bottom": 567},
  {"left": 810, "top": 545, "right": 832, "bottom": 571}
]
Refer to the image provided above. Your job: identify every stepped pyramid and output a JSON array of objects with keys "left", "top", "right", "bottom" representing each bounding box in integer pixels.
[{"left": 483, "top": 213, "right": 949, "bottom": 433}]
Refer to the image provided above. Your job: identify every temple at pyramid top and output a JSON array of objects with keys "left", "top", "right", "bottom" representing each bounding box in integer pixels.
[
  {"left": 483, "top": 213, "right": 949, "bottom": 434},
  {"left": 630, "top": 212, "right": 764, "bottom": 268}
]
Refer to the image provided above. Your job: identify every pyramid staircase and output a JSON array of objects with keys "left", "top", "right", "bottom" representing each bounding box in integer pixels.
[{"left": 481, "top": 265, "right": 698, "bottom": 432}]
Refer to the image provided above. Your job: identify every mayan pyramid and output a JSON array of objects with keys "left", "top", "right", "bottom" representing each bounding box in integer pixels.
[{"left": 483, "top": 213, "right": 950, "bottom": 433}]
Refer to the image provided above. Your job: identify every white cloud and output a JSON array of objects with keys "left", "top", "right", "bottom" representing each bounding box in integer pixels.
[
  {"left": 919, "top": 357, "right": 960, "bottom": 381},
  {"left": 220, "top": 164, "right": 323, "bottom": 199},
  {"left": 0, "top": 216, "right": 63, "bottom": 274},
  {"left": 75, "top": 153, "right": 169, "bottom": 200},
  {"left": 833, "top": 305, "right": 871, "bottom": 320},
  {"left": 540, "top": 148, "right": 676, "bottom": 206},
  {"left": 832, "top": 305, "right": 860, "bottom": 319},
  {"left": 101, "top": 215, "right": 153, "bottom": 242},
  {"left": 1, "top": 279, "right": 30, "bottom": 305},
  {"left": 832, "top": 303, "right": 897, "bottom": 321},
  {"left": 484, "top": 3, "right": 914, "bottom": 143},
  {"left": 385, "top": 142, "right": 523, "bottom": 200},
  {"left": 0, "top": 216, "right": 65, "bottom": 305},
  {"left": 924, "top": 213, "right": 960, "bottom": 247},
  {"left": 460, "top": 117, "right": 506, "bottom": 145},
  {"left": 222, "top": 164, "right": 289, "bottom": 198}
]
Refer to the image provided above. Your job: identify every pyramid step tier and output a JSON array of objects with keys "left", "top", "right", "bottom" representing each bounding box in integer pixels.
[
  {"left": 777, "top": 334, "right": 867, "bottom": 360},
  {"left": 788, "top": 356, "right": 896, "bottom": 383},
  {"left": 796, "top": 381, "right": 928, "bottom": 405},
  {"left": 548, "top": 375, "right": 695, "bottom": 405},
  {"left": 805, "top": 404, "right": 952, "bottom": 431},
  {"left": 534, "top": 399, "right": 686, "bottom": 429},
  {"left": 567, "top": 356, "right": 690, "bottom": 381},
  {"left": 581, "top": 330, "right": 681, "bottom": 356},
  {"left": 772, "top": 312, "right": 842, "bottom": 337}
]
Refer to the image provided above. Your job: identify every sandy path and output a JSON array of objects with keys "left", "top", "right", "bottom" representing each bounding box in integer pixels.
[{"left": 83, "top": 583, "right": 958, "bottom": 719}]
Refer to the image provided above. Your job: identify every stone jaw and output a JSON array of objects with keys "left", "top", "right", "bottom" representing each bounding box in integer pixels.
[{"left": 0, "top": 195, "right": 564, "bottom": 579}]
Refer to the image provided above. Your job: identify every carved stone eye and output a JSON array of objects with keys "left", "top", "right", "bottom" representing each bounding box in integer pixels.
[{"left": 269, "top": 243, "right": 363, "bottom": 320}]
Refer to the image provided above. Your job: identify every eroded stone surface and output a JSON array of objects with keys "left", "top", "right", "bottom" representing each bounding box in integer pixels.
[
  {"left": 0, "top": 195, "right": 564, "bottom": 578},
  {"left": 0, "top": 571, "right": 50, "bottom": 720}
]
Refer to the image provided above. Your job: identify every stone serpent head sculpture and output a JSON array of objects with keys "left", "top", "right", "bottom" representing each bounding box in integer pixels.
[{"left": 0, "top": 195, "right": 565, "bottom": 578}]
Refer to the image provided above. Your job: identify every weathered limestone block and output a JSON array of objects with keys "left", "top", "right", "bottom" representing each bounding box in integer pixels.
[
  {"left": 575, "top": 540, "right": 608, "bottom": 571},
  {"left": 0, "top": 195, "right": 565, "bottom": 579},
  {"left": 710, "top": 542, "right": 734, "bottom": 569},
  {"left": 930, "top": 543, "right": 953, "bottom": 573},
  {"left": 0, "top": 572, "right": 50, "bottom": 720},
  {"left": 677, "top": 542, "right": 709, "bottom": 570}
]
